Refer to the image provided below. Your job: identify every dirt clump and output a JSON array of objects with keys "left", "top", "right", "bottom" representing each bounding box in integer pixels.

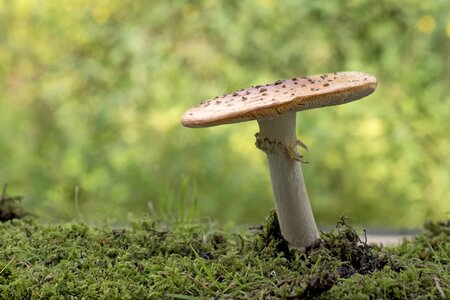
[
  {"left": 257, "top": 212, "right": 389, "bottom": 298},
  {"left": 306, "top": 217, "right": 388, "bottom": 276},
  {"left": 0, "top": 185, "right": 28, "bottom": 222}
]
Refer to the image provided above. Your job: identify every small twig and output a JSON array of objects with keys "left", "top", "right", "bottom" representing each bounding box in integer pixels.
[
  {"left": 248, "top": 225, "right": 263, "bottom": 231},
  {"left": 434, "top": 277, "right": 445, "bottom": 298}
]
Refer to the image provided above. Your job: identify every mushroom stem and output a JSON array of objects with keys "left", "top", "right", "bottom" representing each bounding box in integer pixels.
[{"left": 256, "top": 111, "right": 319, "bottom": 249}]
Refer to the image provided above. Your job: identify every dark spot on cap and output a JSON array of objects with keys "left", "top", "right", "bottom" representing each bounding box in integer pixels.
[
  {"left": 294, "top": 81, "right": 298, "bottom": 85},
  {"left": 254, "top": 85, "right": 262, "bottom": 89},
  {"left": 216, "top": 101, "right": 222, "bottom": 104},
  {"left": 301, "top": 84, "right": 306, "bottom": 87},
  {"left": 292, "top": 78, "right": 297, "bottom": 81},
  {"left": 282, "top": 84, "right": 286, "bottom": 88},
  {"left": 262, "top": 93, "right": 267, "bottom": 96},
  {"left": 246, "top": 90, "right": 251, "bottom": 95},
  {"left": 328, "top": 79, "right": 333, "bottom": 82},
  {"left": 242, "top": 96, "right": 247, "bottom": 101},
  {"left": 232, "top": 92, "right": 238, "bottom": 96},
  {"left": 213, "top": 96, "right": 219, "bottom": 100},
  {"left": 291, "top": 93, "right": 295, "bottom": 96},
  {"left": 259, "top": 88, "right": 267, "bottom": 92},
  {"left": 323, "top": 83, "right": 329, "bottom": 87},
  {"left": 310, "top": 88, "right": 315, "bottom": 91},
  {"left": 274, "top": 80, "right": 283, "bottom": 85},
  {"left": 334, "top": 76, "right": 337, "bottom": 79}
]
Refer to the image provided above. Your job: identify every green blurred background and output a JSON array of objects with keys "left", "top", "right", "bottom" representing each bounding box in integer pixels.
[{"left": 0, "top": 0, "right": 449, "bottom": 227}]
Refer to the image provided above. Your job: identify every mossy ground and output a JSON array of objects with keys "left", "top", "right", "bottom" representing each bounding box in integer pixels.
[{"left": 0, "top": 202, "right": 449, "bottom": 299}]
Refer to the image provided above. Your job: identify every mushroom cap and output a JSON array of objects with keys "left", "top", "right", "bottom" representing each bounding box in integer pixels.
[{"left": 181, "top": 71, "right": 377, "bottom": 128}]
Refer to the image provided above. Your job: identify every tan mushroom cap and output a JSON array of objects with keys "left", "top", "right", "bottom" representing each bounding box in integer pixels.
[{"left": 181, "top": 71, "right": 377, "bottom": 128}]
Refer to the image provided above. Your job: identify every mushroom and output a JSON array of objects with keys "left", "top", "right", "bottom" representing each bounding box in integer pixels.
[{"left": 181, "top": 71, "right": 377, "bottom": 249}]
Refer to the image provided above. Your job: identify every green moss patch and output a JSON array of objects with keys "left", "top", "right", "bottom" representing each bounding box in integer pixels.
[{"left": 0, "top": 211, "right": 448, "bottom": 299}]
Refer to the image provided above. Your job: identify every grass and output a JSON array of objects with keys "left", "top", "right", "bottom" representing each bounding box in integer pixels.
[{"left": 0, "top": 198, "right": 449, "bottom": 299}]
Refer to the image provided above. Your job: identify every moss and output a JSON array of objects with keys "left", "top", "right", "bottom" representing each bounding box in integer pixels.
[
  {"left": 254, "top": 209, "right": 291, "bottom": 258},
  {"left": 0, "top": 186, "right": 28, "bottom": 222},
  {"left": 0, "top": 211, "right": 448, "bottom": 299}
]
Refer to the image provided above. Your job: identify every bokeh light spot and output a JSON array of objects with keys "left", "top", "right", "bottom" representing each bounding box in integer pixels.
[
  {"left": 92, "top": 4, "right": 110, "bottom": 25},
  {"left": 357, "top": 118, "right": 384, "bottom": 139},
  {"left": 447, "top": 21, "right": 450, "bottom": 38},
  {"left": 417, "top": 15, "right": 436, "bottom": 34}
]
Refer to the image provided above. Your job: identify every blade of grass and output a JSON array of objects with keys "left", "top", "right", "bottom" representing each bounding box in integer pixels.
[
  {"left": 189, "top": 244, "right": 224, "bottom": 291},
  {"left": 0, "top": 256, "right": 15, "bottom": 275},
  {"left": 166, "top": 294, "right": 202, "bottom": 300},
  {"left": 426, "top": 241, "right": 442, "bottom": 266}
]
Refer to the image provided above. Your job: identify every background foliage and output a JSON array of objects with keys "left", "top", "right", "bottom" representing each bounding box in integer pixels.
[{"left": 0, "top": 0, "right": 449, "bottom": 227}]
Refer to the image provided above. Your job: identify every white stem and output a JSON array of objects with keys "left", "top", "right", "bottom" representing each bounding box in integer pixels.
[{"left": 257, "top": 112, "right": 319, "bottom": 248}]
